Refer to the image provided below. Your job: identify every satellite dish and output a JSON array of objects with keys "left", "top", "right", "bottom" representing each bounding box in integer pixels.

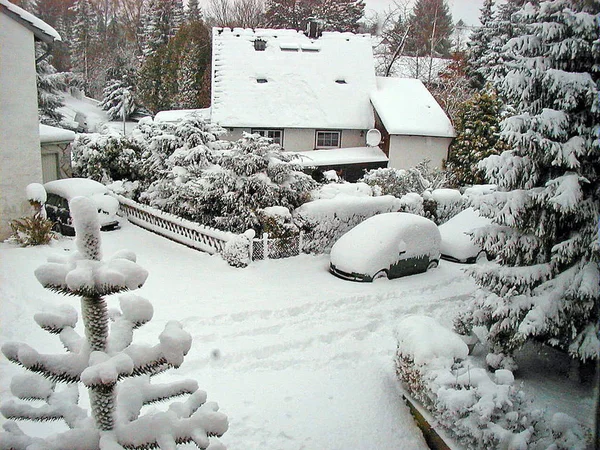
[{"left": 366, "top": 129, "right": 382, "bottom": 147}]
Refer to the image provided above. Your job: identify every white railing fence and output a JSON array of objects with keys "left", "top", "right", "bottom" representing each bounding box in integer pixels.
[{"left": 116, "top": 195, "right": 236, "bottom": 255}]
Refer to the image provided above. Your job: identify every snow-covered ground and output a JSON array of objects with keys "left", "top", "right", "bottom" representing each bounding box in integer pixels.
[{"left": 0, "top": 221, "right": 595, "bottom": 448}]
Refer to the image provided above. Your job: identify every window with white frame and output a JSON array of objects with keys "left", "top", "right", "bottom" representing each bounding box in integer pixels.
[
  {"left": 251, "top": 129, "right": 283, "bottom": 145},
  {"left": 316, "top": 130, "right": 341, "bottom": 149}
]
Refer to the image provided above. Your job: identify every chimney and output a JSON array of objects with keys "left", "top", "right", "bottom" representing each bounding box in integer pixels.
[{"left": 306, "top": 19, "right": 321, "bottom": 39}]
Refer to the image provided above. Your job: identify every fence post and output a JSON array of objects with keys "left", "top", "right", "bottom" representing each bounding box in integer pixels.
[
  {"left": 263, "top": 232, "right": 269, "bottom": 260},
  {"left": 244, "top": 229, "right": 256, "bottom": 262},
  {"left": 298, "top": 231, "right": 303, "bottom": 255}
]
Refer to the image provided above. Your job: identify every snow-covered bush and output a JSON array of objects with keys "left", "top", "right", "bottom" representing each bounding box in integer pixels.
[
  {"left": 0, "top": 197, "right": 228, "bottom": 448},
  {"left": 221, "top": 230, "right": 254, "bottom": 268},
  {"left": 144, "top": 132, "right": 317, "bottom": 234},
  {"left": 359, "top": 160, "right": 448, "bottom": 198},
  {"left": 424, "top": 188, "right": 465, "bottom": 224},
  {"left": 72, "top": 132, "right": 145, "bottom": 185},
  {"left": 8, "top": 183, "right": 54, "bottom": 247},
  {"left": 395, "top": 315, "right": 587, "bottom": 450},
  {"left": 293, "top": 194, "right": 402, "bottom": 254}
]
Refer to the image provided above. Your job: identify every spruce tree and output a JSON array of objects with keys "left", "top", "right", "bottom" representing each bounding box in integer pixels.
[
  {"left": 403, "top": 0, "right": 453, "bottom": 58},
  {"left": 69, "top": 0, "right": 97, "bottom": 90},
  {"left": 445, "top": 87, "right": 507, "bottom": 187},
  {"left": 0, "top": 196, "right": 228, "bottom": 448},
  {"left": 465, "top": 0, "right": 494, "bottom": 89},
  {"left": 264, "top": 0, "right": 364, "bottom": 33},
  {"left": 36, "top": 45, "right": 67, "bottom": 127},
  {"left": 457, "top": 0, "right": 600, "bottom": 370}
]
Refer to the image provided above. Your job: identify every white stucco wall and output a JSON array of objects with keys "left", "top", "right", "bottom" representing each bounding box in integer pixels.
[
  {"left": 0, "top": 13, "right": 43, "bottom": 240},
  {"left": 222, "top": 128, "right": 366, "bottom": 152},
  {"left": 387, "top": 135, "right": 452, "bottom": 170}
]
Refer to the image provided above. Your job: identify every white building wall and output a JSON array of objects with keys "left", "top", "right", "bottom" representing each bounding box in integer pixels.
[
  {"left": 0, "top": 14, "right": 42, "bottom": 240},
  {"left": 387, "top": 135, "right": 452, "bottom": 170},
  {"left": 222, "top": 128, "right": 366, "bottom": 152}
]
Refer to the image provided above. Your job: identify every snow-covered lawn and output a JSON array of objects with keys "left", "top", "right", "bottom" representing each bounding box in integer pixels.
[{"left": 0, "top": 220, "right": 594, "bottom": 448}]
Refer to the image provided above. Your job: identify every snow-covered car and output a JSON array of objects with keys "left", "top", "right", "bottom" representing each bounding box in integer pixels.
[
  {"left": 438, "top": 207, "right": 492, "bottom": 263},
  {"left": 329, "top": 212, "right": 441, "bottom": 282},
  {"left": 44, "top": 178, "right": 120, "bottom": 236}
]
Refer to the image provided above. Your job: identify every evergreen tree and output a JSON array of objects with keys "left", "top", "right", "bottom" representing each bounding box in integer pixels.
[
  {"left": 403, "top": 0, "right": 453, "bottom": 58},
  {"left": 465, "top": 0, "right": 494, "bottom": 89},
  {"left": 141, "top": 0, "right": 185, "bottom": 59},
  {"left": 456, "top": 0, "right": 600, "bottom": 370},
  {"left": 0, "top": 197, "right": 228, "bottom": 448},
  {"left": 99, "top": 77, "right": 137, "bottom": 121},
  {"left": 69, "top": 0, "right": 97, "bottom": 90},
  {"left": 187, "top": 0, "right": 201, "bottom": 22},
  {"left": 264, "top": 0, "right": 364, "bottom": 33},
  {"left": 445, "top": 87, "right": 507, "bottom": 186},
  {"left": 36, "top": 45, "right": 67, "bottom": 127}
]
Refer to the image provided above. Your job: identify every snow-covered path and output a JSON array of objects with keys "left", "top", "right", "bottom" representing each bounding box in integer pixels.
[{"left": 1, "top": 220, "right": 478, "bottom": 449}]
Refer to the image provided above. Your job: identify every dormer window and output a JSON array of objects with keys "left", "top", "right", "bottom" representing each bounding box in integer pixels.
[
  {"left": 256, "top": 78, "right": 268, "bottom": 83},
  {"left": 254, "top": 38, "right": 266, "bottom": 51},
  {"left": 335, "top": 79, "right": 347, "bottom": 84}
]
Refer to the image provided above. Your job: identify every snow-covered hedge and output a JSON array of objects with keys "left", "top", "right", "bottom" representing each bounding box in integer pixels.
[
  {"left": 293, "top": 190, "right": 402, "bottom": 254},
  {"left": 395, "top": 315, "right": 587, "bottom": 450}
]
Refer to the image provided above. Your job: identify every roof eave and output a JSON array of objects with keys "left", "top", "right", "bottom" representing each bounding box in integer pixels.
[{"left": 0, "top": 3, "right": 60, "bottom": 43}]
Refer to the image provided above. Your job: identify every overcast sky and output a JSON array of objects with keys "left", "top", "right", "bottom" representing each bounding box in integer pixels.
[{"left": 364, "top": 0, "right": 485, "bottom": 27}]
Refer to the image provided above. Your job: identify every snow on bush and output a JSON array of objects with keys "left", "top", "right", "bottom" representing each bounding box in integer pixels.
[
  {"left": 221, "top": 231, "right": 254, "bottom": 268},
  {"left": 395, "top": 315, "right": 587, "bottom": 450},
  {"left": 8, "top": 184, "right": 54, "bottom": 247},
  {"left": 424, "top": 188, "right": 465, "bottom": 224},
  {"left": 293, "top": 194, "right": 402, "bottom": 254},
  {"left": 0, "top": 196, "right": 228, "bottom": 448},
  {"left": 359, "top": 160, "right": 448, "bottom": 198}
]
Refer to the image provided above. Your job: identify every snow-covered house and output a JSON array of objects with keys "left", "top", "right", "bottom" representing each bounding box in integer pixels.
[
  {"left": 209, "top": 27, "right": 454, "bottom": 177},
  {"left": 0, "top": 0, "right": 61, "bottom": 239},
  {"left": 40, "top": 124, "right": 76, "bottom": 182}
]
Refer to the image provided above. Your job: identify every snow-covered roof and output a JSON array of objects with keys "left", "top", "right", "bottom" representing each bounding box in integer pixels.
[
  {"left": 0, "top": 0, "right": 61, "bottom": 43},
  {"left": 211, "top": 27, "right": 376, "bottom": 130},
  {"left": 154, "top": 108, "right": 211, "bottom": 123},
  {"left": 370, "top": 77, "right": 455, "bottom": 138},
  {"left": 39, "top": 124, "right": 76, "bottom": 143},
  {"left": 290, "top": 146, "right": 388, "bottom": 167}
]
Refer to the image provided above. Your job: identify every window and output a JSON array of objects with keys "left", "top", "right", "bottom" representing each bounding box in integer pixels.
[
  {"left": 252, "top": 129, "right": 283, "bottom": 145},
  {"left": 254, "top": 39, "right": 266, "bottom": 51},
  {"left": 316, "top": 131, "right": 341, "bottom": 149}
]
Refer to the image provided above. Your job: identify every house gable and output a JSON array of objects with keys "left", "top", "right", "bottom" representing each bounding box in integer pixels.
[
  {"left": 211, "top": 27, "right": 376, "bottom": 130},
  {"left": 0, "top": 0, "right": 61, "bottom": 44}
]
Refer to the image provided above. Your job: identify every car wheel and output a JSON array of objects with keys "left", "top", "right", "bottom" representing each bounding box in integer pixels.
[
  {"left": 475, "top": 251, "right": 488, "bottom": 264},
  {"left": 373, "top": 270, "right": 388, "bottom": 281},
  {"left": 427, "top": 260, "right": 439, "bottom": 270}
]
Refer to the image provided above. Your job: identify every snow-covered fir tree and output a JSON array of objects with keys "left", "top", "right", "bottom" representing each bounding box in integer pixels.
[
  {"left": 36, "top": 45, "right": 66, "bottom": 127},
  {"left": 187, "top": 0, "right": 201, "bottom": 22},
  {"left": 265, "top": 0, "right": 365, "bottom": 33},
  {"left": 0, "top": 196, "right": 228, "bottom": 448},
  {"left": 141, "top": 0, "right": 185, "bottom": 59},
  {"left": 445, "top": 86, "right": 507, "bottom": 186},
  {"left": 457, "top": 0, "right": 600, "bottom": 370},
  {"left": 99, "top": 73, "right": 138, "bottom": 121},
  {"left": 465, "top": 0, "right": 494, "bottom": 89},
  {"left": 69, "top": 0, "right": 97, "bottom": 90}
]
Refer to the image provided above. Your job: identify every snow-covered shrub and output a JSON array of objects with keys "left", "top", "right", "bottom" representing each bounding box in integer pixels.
[
  {"left": 424, "top": 188, "right": 465, "bottom": 224},
  {"left": 0, "top": 197, "right": 228, "bottom": 448},
  {"left": 8, "top": 183, "right": 54, "bottom": 246},
  {"left": 360, "top": 160, "right": 448, "bottom": 198},
  {"left": 395, "top": 315, "right": 587, "bottom": 450},
  {"left": 221, "top": 230, "right": 254, "bottom": 268},
  {"left": 144, "top": 132, "right": 317, "bottom": 233},
  {"left": 72, "top": 132, "right": 145, "bottom": 185},
  {"left": 257, "top": 206, "right": 299, "bottom": 238},
  {"left": 293, "top": 194, "right": 402, "bottom": 254}
]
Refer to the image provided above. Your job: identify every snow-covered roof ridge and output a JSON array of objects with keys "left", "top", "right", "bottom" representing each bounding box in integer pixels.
[
  {"left": 39, "top": 124, "right": 76, "bottom": 143},
  {"left": 0, "top": 0, "right": 61, "bottom": 43},
  {"left": 371, "top": 77, "right": 455, "bottom": 138},
  {"left": 211, "top": 27, "right": 376, "bottom": 130}
]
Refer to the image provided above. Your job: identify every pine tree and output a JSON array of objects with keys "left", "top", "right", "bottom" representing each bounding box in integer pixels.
[
  {"left": 36, "top": 45, "right": 67, "bottom": 127},
  {"left": 141, "top": 0, "right": 185, "bottom": 59},
  {"left": 99, "top": 70, "right": 140, "bottom": 121},
  {"left": 403, "top": 0, "right": 453, "bottom": 58},
  {"left": 264, "top": 0, "right": 364, "bottom": 33},
  {"left": 445, "top": 87, "right": 507, "bottom": 186},
  {"left": 187, "top": 0, "right": 201, "bottom": 22},
  {"left": 465, "top": 0, "right": 494, "bottom": 89},
  {"left": 70, "top": 0, "right": 97, "bottom": 91},
  {"left": 0, "top": 196, "right": 228, "bottom": 448},
  {"left": 457, "top": 0, "right": 600, "bottom": 370}
]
